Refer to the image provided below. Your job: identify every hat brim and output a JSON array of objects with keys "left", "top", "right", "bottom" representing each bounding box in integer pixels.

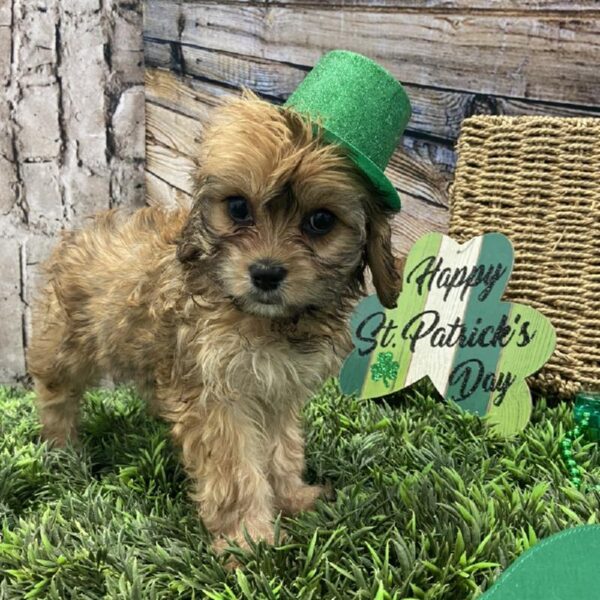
[{"left": 319, "top": 128, "right": 401, "bottom": 212}]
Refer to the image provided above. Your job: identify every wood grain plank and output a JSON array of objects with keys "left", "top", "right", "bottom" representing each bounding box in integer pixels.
[
  {"left": 145, "top": 40, "right": 302, "bottom": 100},
  {"left": 145, "top": 41, "right": 600, "bottom": 142},
  {"left": 146, "top": 100, "right": 203, "bottom": 155},
  {"left": 146, "top": 142, "right": 197, "bottom": 194},
  {"left": 144, "top": 37, "right": 173, "bottom": 72},
  {"left": 145, "top": 170, "right": 193, "bottom": 210},
  {"left": 267, "top": 1, "right": 600, "bottom": 9},
  {"left": 145, "top": 1, "right": 600, "bottom": 106},
  {"left": 145, "top": 67, "right": 228, "bottom": 120},
  {"left": 391, "top": 197, "right": 448, "bottom": 257},
  {"left": 151, "top": 0, "right": 600, "bottom": 12}
]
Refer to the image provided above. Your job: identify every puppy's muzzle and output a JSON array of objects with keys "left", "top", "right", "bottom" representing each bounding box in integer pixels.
[{"left": 249, "top": 261, "right": 287, "bottom": 291}]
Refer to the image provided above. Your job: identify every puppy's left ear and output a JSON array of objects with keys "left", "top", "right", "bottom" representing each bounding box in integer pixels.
[
  {"left": 176, "top": 176, "right": 210, "bottom": 263},
  {"left": 176, "top": 223, "right": 201, "bottom": 263},
  {"left": 176, "top": 205, "right": 204, "bottom": 263},
  {"left": 365, "top": 209, "right": 401, "bottom": 309}
]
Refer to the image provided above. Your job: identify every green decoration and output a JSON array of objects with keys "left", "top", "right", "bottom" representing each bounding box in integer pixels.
[
  {"left": 284, "top": 50, "right": 411, "bottom": 211},
  {"left": 339, "top": 232, "right": 557, "bottom": 436},
  {"left": 574, "top": 392, "right": 600, "bottom": 442},
  {"left": 559, "top": 392, "right": 600, "bottom": 491},
  {"left": 370, "top": 352, "right": 399, "bottom": 388},
  {"left": 480, "top": 525, "right": 600, "bottom": 599}
]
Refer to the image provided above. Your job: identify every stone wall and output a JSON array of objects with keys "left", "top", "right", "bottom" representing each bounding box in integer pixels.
[{"left": 0, "top": 0, "right": 144, "bottom": 383}]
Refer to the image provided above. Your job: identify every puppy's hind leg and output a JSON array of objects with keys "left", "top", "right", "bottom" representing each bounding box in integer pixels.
[
  {"left": 28, "top": 299, "right": 95, "bottom": 447},
  {"left": 30, "top": 344, "right": 94, "bottom": 447},
  {"left": 34, "top": 379, "right": 86, "bottom": 447}
]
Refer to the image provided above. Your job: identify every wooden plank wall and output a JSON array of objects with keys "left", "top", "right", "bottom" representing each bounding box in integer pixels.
[{"left": 143, "top": 0, "right": 600, "bottom": 256}]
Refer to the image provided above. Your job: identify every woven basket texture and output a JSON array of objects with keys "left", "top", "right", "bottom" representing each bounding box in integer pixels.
[{"left": 449, "top": 116, "right": 599, "bottom": 397}]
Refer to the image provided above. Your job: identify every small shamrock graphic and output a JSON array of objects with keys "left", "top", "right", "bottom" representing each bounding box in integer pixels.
[{"left": 370, "top": 351, "right": 399, "bottom": 388}]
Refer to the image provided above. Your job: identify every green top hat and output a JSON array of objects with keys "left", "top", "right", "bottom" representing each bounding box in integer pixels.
[{"left": 284, "top": 50, "right": 411, "bottom": 211}]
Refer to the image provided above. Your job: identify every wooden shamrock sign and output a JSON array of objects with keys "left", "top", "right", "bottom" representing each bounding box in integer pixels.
[{"left": 339, "top": 232, "right": 556, "bottom": 436}]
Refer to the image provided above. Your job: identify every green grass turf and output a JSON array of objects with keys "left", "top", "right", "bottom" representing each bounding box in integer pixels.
[{"left": 1, "top": 382, "right": 599, "bottom": 600}]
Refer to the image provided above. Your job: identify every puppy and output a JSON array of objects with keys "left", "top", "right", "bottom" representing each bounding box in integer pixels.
[{"left": 28, "top": 90, "right": 400, "bottom": 553}]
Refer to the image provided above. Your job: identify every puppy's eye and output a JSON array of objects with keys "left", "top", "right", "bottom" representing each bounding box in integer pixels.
[
  {"left": 227, "top": 196, "right": 253, "bottom": 225},
  {"left": 303, "top": 210, "right": 336, "bottom": 236}
]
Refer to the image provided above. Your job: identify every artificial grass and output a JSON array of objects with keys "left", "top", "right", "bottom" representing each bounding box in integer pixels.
[{"left": 0, "top": 382, "right": 599, "bottom": 600}]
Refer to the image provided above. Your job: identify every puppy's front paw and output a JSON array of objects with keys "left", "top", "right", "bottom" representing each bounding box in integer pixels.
[
  {"left": 40, "top": 426, "right": 80, "bottom": 449},
  {"left": 212, "top": 521, "right": 275, "bottom": 567},
  {"left": 276, "top": 482, "right": 334, "bottom": 516}
]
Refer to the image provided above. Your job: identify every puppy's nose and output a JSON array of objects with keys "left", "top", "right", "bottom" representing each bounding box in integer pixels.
[{"left": 249, "top": 261, "right": 287, "bottom": 291}]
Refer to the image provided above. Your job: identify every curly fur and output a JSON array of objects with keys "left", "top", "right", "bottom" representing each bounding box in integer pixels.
[{"left": 28, "top": 90, "right": 401, "bottom": 555}]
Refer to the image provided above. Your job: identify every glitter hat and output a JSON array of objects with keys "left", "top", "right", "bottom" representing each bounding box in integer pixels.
[{"left": 283, "top": 50, "right": 412, "bottom": 211}]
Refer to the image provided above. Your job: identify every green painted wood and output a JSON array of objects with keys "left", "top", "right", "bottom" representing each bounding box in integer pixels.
[
  {"left": 339, "top": 294, "right": 386, "bottom": 396},
  {"left": 446, "top": 232, "right": 514, "bottom": 415},
  {"left": 339, "top": 232, "right": 557, "bottom": 436},
  {"left": 486, "top": 303, "right": 557, "bottom": 435},
  {"left": 480, "top": 526, "right": 600, "bottom": 600},
  {"left": 360, "top": 232, "right": 442, "bottom": 399}
]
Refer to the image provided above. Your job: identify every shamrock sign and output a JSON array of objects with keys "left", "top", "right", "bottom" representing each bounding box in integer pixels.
[{"left": 339, "top": 232, "right": 556, "bottom": 436}]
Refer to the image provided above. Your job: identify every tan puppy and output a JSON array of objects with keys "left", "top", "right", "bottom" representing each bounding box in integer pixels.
[{"left": 28, "top": 91, "right": 400, "bottom": 553}]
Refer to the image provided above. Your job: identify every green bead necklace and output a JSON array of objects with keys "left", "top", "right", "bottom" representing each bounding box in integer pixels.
[{"left": 559, "top": 393, "right": 600, "bottom": 492}]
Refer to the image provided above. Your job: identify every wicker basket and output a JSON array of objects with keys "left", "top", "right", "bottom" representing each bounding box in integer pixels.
[{"left": 449, "top": 116, "right": 600, "bottom": 397}]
